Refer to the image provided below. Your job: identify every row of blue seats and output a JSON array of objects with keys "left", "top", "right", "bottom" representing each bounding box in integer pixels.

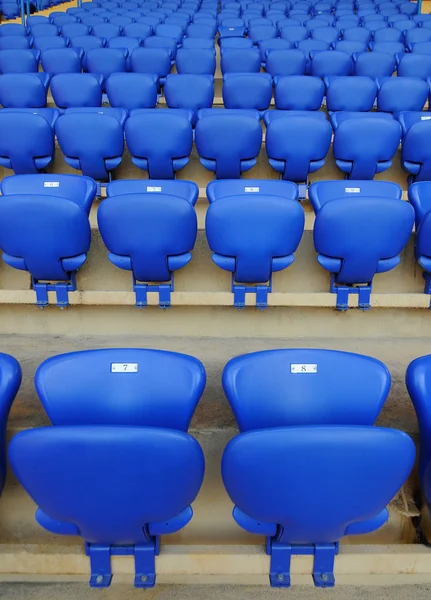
[
  {"left": 0, "top": 106, "right": 429, "bottom": 182},
  {"left": 0, "top": 175, "right": 428, "bottom": 310},
  {"left": 1, "top": 347, "right": 431, "bottom": 588}
]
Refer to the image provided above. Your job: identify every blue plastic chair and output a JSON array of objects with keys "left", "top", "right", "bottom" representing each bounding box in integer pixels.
[
  {"left": 309, "top": 179, "right": 402, "bottom": 211},
  {"left": 274, "top": 75, "right": 324, "bottom": 109},
  {"left": 353, "top": 51, "right": 396, "bottom": 77},
  {"left": 9, "top": 348, "right": 205, "bottom": 587},
  {"left": 41, "top": 48, "right": 83, "bottom": 74},
  {"left": 84, "top": 47, "right": 128, "bottom": 87},
  {"left": 130, "top": 47, "right": 172, "bottom": 78},
  {"left": 397, "top": 53, "right": 431, "bottom": 79},
  {"left": 206, "top": 179, "right": 299, "bottom": 202},
  {"left": 0, "top": 354, "right": 21, "bottom": 496},
  {"left": 0, "top": 48, "right": 39, "bottom": 73},
  {"left": 399, "top": 112, "right": 431, "bottom": 182},
  {"left": 123, "top": 22, "right": 153, "bottom": 40},
  {"left": 376, "top": 76, "right": 428, "bottom": 114},
  {"left": 206, "top": 192, "right": 303, "bottom": 307},
  {"left": 223, "top": 73, "right": 273, "bottom": 111},
  {"left": 69, "top": 35, "right": 105, "bottom": 52},
  {"left": 106, "top": 73, "right": 158, "bottom": 110},
  {"left": 91, "top": 23, "right": 122, "bottom": 39},
  {"left": 50, "top": 73, "right": 103, "bottom": 108},
  {"left": 407, "top": 182, "right": 431, "bottom": 292},
  {"left": 221, "top": 47, "right": 261, "bottom": 73},
  {"left": 310, "top": 49, "right": 353, "bottom": 76},
  {"left": 176, "top": 48, "right": 216, "bottom": 75},
  {"left": 324, "top": 76, "right": 377, "bottom": 112},
  {"left": 125, "top": 109, "right": 194, "bottom": 178},
  {"left": 0, "top": 24, "right": 28, "bottom": 36},
  {"left": 0, "top": 73, "right": 49, "bottom": 108},
  {"left": 164, "top": 74, "right": 214, "bottom": 123},
  {"left": 107, "top": 180, "right": 199, "bottom": 204},
  {"left": 266, "top": 49, "right": 307, "bottom": 75}
]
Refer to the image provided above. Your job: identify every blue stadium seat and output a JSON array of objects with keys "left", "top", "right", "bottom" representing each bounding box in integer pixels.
[
  {"left": 155, "top": 23, "right": 184, "bottom": 44},
  {"left": 164, "top": 74, "right": 214, "bottom": 122},
  {"left": 0, "top": 37, "right": 31, "bottom": 50},
  {"left": 324, "top": 76, "right": 377, "bottom": 112},
  {"left": 30, "top": 24, "right": 59, "bottom": 38},
  {"left": 221, "top": 47, "right": 261, "bottom": 73},
  {"left": 109, "top": 15, "right": 134, "bottom": 28},
  {"left": 0, "top": 174, "right": 97, "bottom": 215},
  {"left": 248, "top": 23, "right": 278, "bottom": 43},
  {"left": 33, "top": 36, "right": 70, "bottom": 52},
  {"left": 27, "top": 16, "right": 50, "bottom": 26},
  {"left": 265, "top": 49, "right": 307, "bottom": 75},
  {"left": 274, "top": 75, "right": 324, "bottom": 109},
  {"left": 108, "top": 36, "right": 141, "bottom": 54},
  {"left": 0, "top": 24, "right": 27, "bottom": 37},
  {"left": 106, "top": 73, "right": 158, "bottom": 109},
  {"left": 266, "top": 113, "right": 332, "bottom": 181},
  {"left": 0, "top": 193, "right": 92, "bottom": 305},
  {"left": 182, "top": 37, "right": 216, "bottom": 49},
  {"left": 353, "top": 51, "right": 396, "bottom": 77},
  {"left": 264, "top": 110, "right": 328, "bottom": 125},
  {"left": 296, "top": 38, "right": 330, "bottom": 62},
  {"left": 219, "top": 37, "right": 254, "bottom": 50},
  {"left": 107, "top": 179, "right": 199, "bottom": 204},
  {"left": 206, "top": 179, "right": 299, "bottom": 202},
  {"left": 373, "top": 27, "right": 403, "bottom": 43},
  {"left": 176, "top": 48, "right": 216, "bottom": 74},
  {"left": 259, "top": 38, "right": 292, "bottom": 62},
  {"left": 98, "top": 194, "right": 197, "bottom": 306},
  {"left": 376, "top": 77, "right": 428, "bottom": 114},
  {"left": 123, "top": 22, "right": 153, "bottom": 41},
  {"left": 143, "top": 35, "right": 178, "bottom": 59},
  {"left": 130, "top": 47, "right": 172, "bottom": 79},
  {"left": 84, "top": 47, "right": 128, "bottom": 87},
  {"left": 40, "top": 48, "right": 83, "bottom": 75},
  {"left": 195, "top": 110, "right": 262, "bottom": 179},
  {"left": 69, "top": 35, "right": 105, "bottom": 53},
  {"left": 309, "top": 179, "right": 402, "bottom": 212},
  {"left": 223, "top": 73, "right": 273, "bottom": 111},
  {"left": 342, "top": 26, "right": 372, "bottom": 44},
  {"left": 56, "top": 109, "right": 127, "bottom": 181},
  {"left": 61, "top": 23, "right": 92, "bottom": 38},
  {"left": 9, "top": 348, "right": 205, "bottom": 586},
  {"left": 218, "top": 23, "right": 247, "bottom": 37},
  {"left": 407, "top": 182, "right": 431, "bottom": 292},
  {"left": 80, "top": 16, "right": 106, "bottom": 28},
  {"left": 206, "top": 193, "right": 303, "bottom": 307},
  {"left": 50, "top": 73, "right": 103, "bottom": 108},
  {"left": 0, "top": 354, "right": 20, "bottom": 497},
  {"left": 126, "top": 109, "right": 193, "bottom": 178},
  {"left": 0, "top": 73, "right": 49, "bottom": 108},
  {"left": 371, "top": 41, "right": 405, "bottom": 56},
  {"left": 279, "top": 24, "right": 309, "bottom": 42},
  {"left": 334, "top": 40, "right": 367, "bottom": 54},
  {"left": 221, "top": 349, "right": 415, "bottom": 586},
  {"left": 91, "top": 23, "right": 122, "bottom": 40},
  {"left": 398, "top": 111, "right": 431, "bottom": 182},
  {"left": 186, "top": 23, "right": 216, "bottom": 37},
  {"left": 331, "top": 113, "right": 402, "bottom": 179},
  {"left": 410, "top": 41, "right": 431, "bottom": 54},
  {"left": 311, "top": 25, "right": 339, "bottom": 44},
  {"left": 397, "top": 53, "right": 431, "bottom": 78},
  {"left": 405, "top": 28, "right": 431, "bottom": 47},
  {"left": 0, "top": 49, "right": 39, "bottom": 73},
  {"left": 314, "top": 196, "right": 414, "bottom": 309},
  {"left": 310, "top": 49, "right": 353, "bottom": 76}
]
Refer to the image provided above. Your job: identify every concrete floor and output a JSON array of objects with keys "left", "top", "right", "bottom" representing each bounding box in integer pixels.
[{"left": 1, "top": 584, "right": 431, "bottom": 600}]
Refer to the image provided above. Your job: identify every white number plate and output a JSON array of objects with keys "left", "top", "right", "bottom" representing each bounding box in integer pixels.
[
  {"left": 244, "top": 187, "right": 260, "bottom": 192},
  {"left": 44, "top": 182, "right": 60, "bottom": 188},
  {"left": 290, "top": 364, "right": 318, "bottom": 374},
  {"left": 147, "top": 186, "right": 162, "bottom": 192},
  {"left": 111, "top": 363, "right": 138, "bottom": 373},
  {"left": 345, "top": 187, "right": 360, "bottom": 193}
]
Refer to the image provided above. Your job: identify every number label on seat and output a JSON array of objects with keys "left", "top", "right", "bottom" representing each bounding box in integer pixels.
[
  {"left": 244, "top": 187, "right": 259, "bottom": 192},
  {"left": 345, "top": 187, "right": 360, "bottom": 193},
  {"left": 111, "top": 363, "right": 139, "bottom": 373},
  {"left": 290, "top": 363, "right": 317, "bottom": 374}
]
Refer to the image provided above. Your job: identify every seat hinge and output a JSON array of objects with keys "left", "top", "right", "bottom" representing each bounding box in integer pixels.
[
  {"left": 232, "top": 275, "right": 272, "bottom": 309},
  {"left": 32, "top": 274, "right": 77, "bottom": 308},
  {"left": 86, "top": 536, "right": 159, "bottom": 588},
  {"left": 330, "top": 274, "right": 372, "bottom": 311},
  {"left": 268, "top": 538, "right": 338, "bottom": 589},
  {"left": 133, "top": 276, "right": 173, "bottom": 309}
]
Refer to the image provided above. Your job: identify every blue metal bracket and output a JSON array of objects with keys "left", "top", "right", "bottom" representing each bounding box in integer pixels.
[
  {"left": 133, "top": 276, "right": 173, "bottom": 308},
  {"left": 96, "top": 181, "right": 108, "bottom": 198},
  {"left": 86, "top": 537, "right": 159, "bottom": 588},
  {"left": 330, "top": 274, "right": 372, "bottom": 311},
  {"left": 232, "top": 276, "right": 271, "bottom": 309},
  {"left": 297, "top": 183, "right": 307, "bottom": 201},
  {"left": 32, "top": 273, "right": 77, "bottom": 308},
  {"left": 267, "top": 538, "right": 338, "bottom": 588}
]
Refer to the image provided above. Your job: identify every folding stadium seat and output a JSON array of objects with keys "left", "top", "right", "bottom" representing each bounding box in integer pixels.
[
  {"left": 266, "top": 113, "right": 332, "bottom": 181},
  {"left": 340, "top": 27, "right": 370, "bottom": 46},
  {"left": 279, "top": 24, "right": 308, "bottom": 42},
  {"left": 80, "top": 16, "right": 106, "bottom": 27},
  {"left": 398, "top": 1, "right": 417, "bottom": 15},
  {"left": 98, "top": 193, "right": 197, "bottom": 306},
  {"left": 0, "top": 23, "right": 27, "bottom": 36},
  {"left": 265, "top": 48, "right": 306, "bottom": 75},
  {"left": 0, "top": 2, "right": 20, "bottom": 19},
  {"left": 331, "top": 113, "right": 401, "bottom": 179},
  {"left": 276, "top": 18, "right": 303, "bottom": 30},
  {"left": 129, "top": 47, "right": 171, "bottom": 79},
  {"left": 0, "top": 36, "right": 31, "bottom": 50},
  {"left": 50, "top": 73, "right": 103, "bottom": 109},
  {"left": 0, "top": 353, "right": 19, "bottom": 495},
  {"left": 373, "top": 28, "right": 404, "bottom": 44},
  {"left": 309, "top": 179, "right": 402, "bottom": 212},
  {"left": 137, "top": 16, "right": 161, "bottom": 30},
  {"left": 324, "top": 76, "right": 377, "bottom": 112},
  {"left": 91, "top": 23, "right": 122, "bottom": 40},
  {"left": 125, "top": 109, "right": 193, "bottom": 178},
  {"left": 123, "top": 22, "right": 153, "bottom": 40},
  {"left": 106, "top": 73, "right": 158, "bottom": 109},
  {"left": 406, "top": 28, "right": 431, "bottom": 47},
  {"left": 106, "top": 180, "right": 198, "bottom": 204},
  {"left": 398, "top": 112, "right": 431, "bottom": 182},
  {"left": 376, "top": 77, "right": 428, "bottom": 114},
  {"left": 310, "top": 49, "right": 353, "bottom": 76},
  {"left": 84, "top": 48, "right": 127, "bottom": 87},
  {"left": 353, "top": 51, "right": 396, "bottom": 77},
  {"left": 155, "top": 23, "right": 184, "bottom": 44},
  {"left": 259, "top": 38, "right": 292, "bottom": 62},
  {"left": 144, "top": 35, "right": 178, "bottom": 59},
  {"left": 222, "top": 73, "right": 273, "bottom": 111},
  {"left": 27, "top": 15, "right": 50, "bottom": 26},
  {"left": 221, "top": 47, "right": 261, "bottom": 73},
  {"left": 0, "top": 173, "right": 97, "bottom": 215},
  {"left": 0, "top": 73, "right": 50, "bottom": 108},
  {"left": 182, "top": 37, "right": 215, "bottom": 49},
  {"left": 205, "top": 190, "right": 303, "bottom": 307},
  {"left": 165, "top": 15, "right": 189, "bottom": 29},
  {"left": 41, "top": 48, "right": 83, "bottom": 75},
  {"left": 206, "top": 179, "right": 299, "bottom": 202},
  {"left": 311, "top": 25, "right": 339, "bottom": 44},
  {"left": 219, "top": 37, "right": 255, "bottom": 50},
  {"left": 105, "top": 36, "right": 138, "bottom": 52},
  {"left": 56, "top": 109, "right": 127, "bottom": 180},
  {"left": 333, "top": 40, "right": 366, "bottom": 55},
  {"left": 248, "top": 23, "right": 278, "bottom": 43},
  {"left": 274, "top": 75, "right": 324, "bottom": 109},
  {"left": 35, "top": 36, "right": 72, "bottom": 52},
  {"left": 107, "top": 15, "right": 133, "bottom": 28},
  {"left": 186, "top": 23, "right": 215, "bottom": 37},
  {"left": 195, "top": 110, "right": 262, "bottom": 178},
  {"left": 296, "top": 38, "right": 330, "bottom": 59},
  {"left": 60, "top": 23, "right": 91, "bottom": 39},
  {"left": 164, "top": 75, "right": 214, "bottom": 122},
  {"left": 410, "top": 41, "right": 431, "bottom": 54},
  {"left": 51, "top": 15, "right": 77, "bottom": 27},
  {"left": 313, "top": 195, "right": 414, "bottom": 309},
  {"left": 176, "top": 48, "right": 216, "bottom": 75},
  {"left": 0, "top": 49, "right": 39, "bottom": 73},
  {"left": 221, "top": 349, "right": 415, "bottom": 587},
  {"left": 30, "top": 24, "right": 59, "bottom": 38},
  {"left": 396, "top": 53, "right": 431, "bottom": 79},
  {"left": 70, "top": 35, "right": 105, "bottom": 52},
  {"left": 371, "top": 41, "right": 405, "bottom": 56},
  {"left": 10, "top": 349, "right": 205, "bottom": 586},
  {"left": 218, "top": 22, "right": 247, "bottom": 37}
]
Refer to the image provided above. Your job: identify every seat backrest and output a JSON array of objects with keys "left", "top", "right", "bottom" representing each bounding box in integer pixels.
[
  {"left": 311, "top": 24, "right": 339, "bottom": 43},
  {"left": 0, "top": 112, "right": 54, "bottom": 173},
  {"left": 310, "top": 49, "right": 353, "bottom": 76},
  {"left": 222, "top": 426, "right": 415, "bottom": 543},
  {"left": 51, "top": 73, "right": 102, "bottom": 108},
  {"left": 397, "top": 53, "right": 431, "bottom": 78},
  {"left": 0, "top": 354, "right": 21, "bottom": 496},
  {"left": 411, "top": 41, "right": 431, "bottom": 54},
  {"left": 0, "top": 24, "right": 27, "bottom": 37},
  {"left": 30, "top": 24, "right": 59, "bottom": 38},
  {"left": 222, "top": 73, "right": 273, "bottom": 110},
  {"left": 70, "top": 35, "right": 104, "bottom": 53},
  {"left": 372, "top": 41, "right": 405, "bottom": 56},
  {"left": 0, "top": 194, "right": 91, "bottom": 280},
  {"left": 61, "top": 23, "right": 91, "bottom": 38},
  {"left": 406, "top": 28, "right": 431, "bottom": 46},
  {"left": 33, "top": 36, "right": 69, "bottom": 52},
  {"left": 186, "top": 23, "right": 215, "bottom": 37},
  {"left": 399, "top": 114, "right": 431, "bottom": 181},
  {"left": 0, "top": 37, "right": 30, "bottom": 50},
  {"left": 377, "top": 77, "right": 428, "bottom": 113},
  {"left": 85, "top": 47, "right": 127, "bottom": 78},
  {"left": 164, "top": 74, "right": 214, "bottom": 117},
  {"left": 309, "top": 180, "right": 402, "bottom": 211},
  {"left": 176, "top": 48, "right": 216, "bottom": 74},
  {"left": 107, "top": 179, "right": 198, "bottom": 203},
  {"left": 123, "top": 22, "right": 153, "bottom": 40},
  {"left": 125, "top": 110, "right": 193, "bottom": 178},
  {"left": 0, "top": 73, "right": 48, "bottom": 108},
  {"left": 91, "top": 23, "right": 122, "bottom": 39},
  {"left": 353, "top": 51, "right": 395, "bottom": 77},
  {"left": 35, "top": 348, "right": 205, "bottom": 429},
  {"left": 106, "top": 73, "right": 157, "bottom": 110},
  {"left": 342, "top": 27, "right": 372, "bottom": 43},
  {"left": 223, "top": 349, "right": 391, "bottom": 430},
  {"left": 195, "top": 112, "right": 262, "bottom": 178},
  {"left": 266, "top": 49, "right": 307, "bottom": 76},
  {"left": 274, "top": 75, "right": 324, "bottom": 109},
  {"left": 325, "top": 75, "right": 377, "bottom": 111},
  {"left": 221, "top": 46, "right": 262, "bottom": 75},
  {"left": 374, "top": 27, "right": 403, "bottom": 43},
  {"left": 55, "top": 112, "right": 125, "bottom": 180},
  {"left": 98, "top": 193, "right": 197, "bottom": 283},
  {"left": 248, "top": 23, "right": 277, "bottom": 41},
  {"left": 182, "top": 37, "right": 215, "bottom": 49},
  {"left": 206, "top": 194, "right": 304, "bottom": 282},
  {"left": 219, "top": 37, "right": 254, "bottom": 50},
  {"left": 314, "top": 196, "right": 414, "bottom": 284},
  {"left": 0, "top": 49, "right": 38, "bottom": 73},
  {"left": 10, "top": 426, "right": 204, "bottom": 545},
  {"left": 130, "top": 47, "right": 172, "bottom": 76},
  {"left": 41, "top": 48, "right": 82, "bottom": 75},
  {"left": 279, "top": 24, "right": 309, "bottom": 42}
]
